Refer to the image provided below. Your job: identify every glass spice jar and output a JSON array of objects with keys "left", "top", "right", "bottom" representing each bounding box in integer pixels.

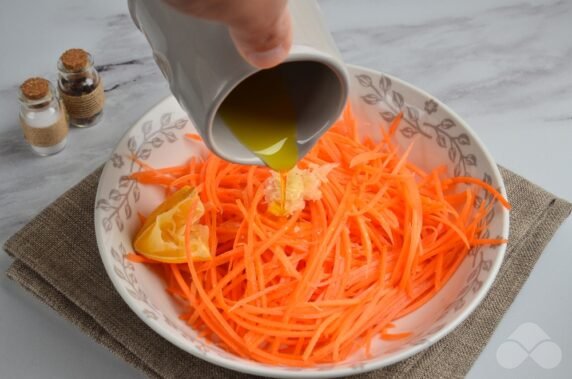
[
  {"left": 19, "top": 77, "right": 68, "bottom": 156},
  {"left": 57, "top": 48, "right": 104, "bottom": 127}
]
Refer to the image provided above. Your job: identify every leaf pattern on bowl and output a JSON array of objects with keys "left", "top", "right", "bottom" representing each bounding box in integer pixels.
[
  {"left": 96, "top": 112, "right": 188, "bottom": 233},
  {"left": 111, "top": 240, "right": 210, "bottom": 352},
  {"left": 98, "top": 112, "right": 210, "bottom": 351},
  {"left": 110, "top": 242, "right": 159, "bottom": 318},
  {"left": 356, "top": 74, "right": 477, "bottom": 176}
]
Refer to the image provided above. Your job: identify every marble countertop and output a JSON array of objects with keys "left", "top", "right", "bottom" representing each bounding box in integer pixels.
[{"left": 1, "top": 0, "right": 570, "bottom": 378}]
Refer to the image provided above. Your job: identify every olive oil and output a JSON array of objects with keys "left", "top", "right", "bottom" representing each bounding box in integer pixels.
[
  {"left": 219, "top": 66, "right": 299, "bottom": 172},
  {"left": 279, "top": 171, "right": 288, "bottom": 211}
]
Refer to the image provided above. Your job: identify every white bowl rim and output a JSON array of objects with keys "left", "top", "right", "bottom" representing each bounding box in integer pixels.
[{"left": 94, "top": 64, "right": 510, "bottom": 378}]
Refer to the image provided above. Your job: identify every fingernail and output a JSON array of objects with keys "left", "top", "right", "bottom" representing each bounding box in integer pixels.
[{"left": 245, "top": 45, "right": 288, "bottom": 69}]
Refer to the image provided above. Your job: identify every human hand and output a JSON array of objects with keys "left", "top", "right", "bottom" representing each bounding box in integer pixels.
[{"left": 164, "top": 0, "right": 292, "bottom": 68}]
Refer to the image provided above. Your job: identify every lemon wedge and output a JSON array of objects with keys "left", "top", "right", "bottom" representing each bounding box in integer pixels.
[{"left": 133, "top": 186, "right": 210, "bottom": 263}]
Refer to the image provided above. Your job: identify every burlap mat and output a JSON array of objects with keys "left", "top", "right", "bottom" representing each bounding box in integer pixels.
[{"left": 3, "top": 166, "right": 571, "bottom": 378}]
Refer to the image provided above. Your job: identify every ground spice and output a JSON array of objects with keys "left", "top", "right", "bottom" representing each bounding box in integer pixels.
[{"left": 57, "top": 48, "right": 104, "bottom": 127}]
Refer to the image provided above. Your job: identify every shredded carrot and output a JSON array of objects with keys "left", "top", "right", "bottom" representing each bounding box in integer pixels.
[
  {"left": 128, "top": 104, "right": 509, "bottom": 366},
  {"left": 126, "top": 252, "right": 158, "bottom": 264},
  {"left": 185, "top": 133, "right": 203, "bottom": 141},
  {"left": 380, "top": 330, "right": 412, "bottom": 341},
  {"left": 443, "top": 176, "right": 511, "bottom": 210},
  {"left": 137, "top": 211, "right": 146, "bottom": 226}
]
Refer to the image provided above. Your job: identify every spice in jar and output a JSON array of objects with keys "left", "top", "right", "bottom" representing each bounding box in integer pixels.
[
  {"left": 57, "top": 48, "right": 104, "bottom": 127},
  {"left": 19, "top": 77, "right": 69, "bottom": 156}
]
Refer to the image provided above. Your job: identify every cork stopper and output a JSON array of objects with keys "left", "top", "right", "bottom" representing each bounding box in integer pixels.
[
  {"left": 60, "top": 48, "right": 89, "bottom": 72},
  {"left": 20, "top": 77, "right": 50, "bottom": 100}
]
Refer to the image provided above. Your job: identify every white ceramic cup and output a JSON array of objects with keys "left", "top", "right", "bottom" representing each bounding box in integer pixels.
[{"left": 128, "top": 0, "right": 349, "bottom": 166}]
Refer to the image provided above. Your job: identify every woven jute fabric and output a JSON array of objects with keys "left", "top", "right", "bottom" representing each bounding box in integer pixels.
[
  {"left": 3, "top": 166, "right": 571, "bottom": 379},
  {"left": 59, "top": 81, "right": 105, "bottom": 120}
]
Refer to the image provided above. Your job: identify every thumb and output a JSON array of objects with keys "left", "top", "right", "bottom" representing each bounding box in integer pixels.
[{"left": 228, "top": 7, "right": 292, "bottom": 69}]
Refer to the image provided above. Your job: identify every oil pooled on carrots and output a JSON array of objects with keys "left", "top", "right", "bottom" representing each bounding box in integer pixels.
[{"left": 219, "top": 66, "right": 299, "bottom": 172}]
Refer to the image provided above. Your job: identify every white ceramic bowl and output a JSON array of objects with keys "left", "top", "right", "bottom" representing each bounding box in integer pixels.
[{"left": 95, "top": 64, "right": 509, "bottom": 378}]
